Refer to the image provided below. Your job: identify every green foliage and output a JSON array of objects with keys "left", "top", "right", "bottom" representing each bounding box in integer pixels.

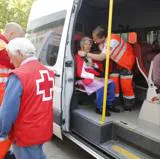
[{"left": 0, "top": 0, "right": 33, "bottom": 31}]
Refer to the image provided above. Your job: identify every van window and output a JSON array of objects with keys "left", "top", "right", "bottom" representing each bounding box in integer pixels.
[
  {"left": 38, "top": 31, "right": 61, "bottom": 66},
  {"left": 28, "top": 10, "right": 66, "bottom": 66},
  {"left": 147, "top": 30, "right": 160, "bottom": 45}
]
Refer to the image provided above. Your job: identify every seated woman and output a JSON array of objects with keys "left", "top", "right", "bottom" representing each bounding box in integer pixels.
[{"left": 75, "top": 37, "right": 120, "bottom": 116}]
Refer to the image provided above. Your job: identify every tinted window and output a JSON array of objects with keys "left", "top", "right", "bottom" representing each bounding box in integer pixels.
[
  {"left": 28, "top": 10, "right": 66, "bottom": 66},
  {"left": 38, "top": 31, "right": 62, "bottom": 66},
  {"left": 147, "top": 30, "right": 160, "bottom": 45}
]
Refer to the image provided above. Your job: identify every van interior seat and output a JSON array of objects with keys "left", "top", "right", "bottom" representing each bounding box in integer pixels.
[
  {"left": 140, "top": 42, "right": 159, "bottom": 73},
  {"left": 132, "top": 42, "right": 159, "bottom": 79},
  {"left": 73, "top": 32, "right": 84, "bottom": 54},
  {"left": 75, "top": 81, "right": 86, "bottom": 92}
]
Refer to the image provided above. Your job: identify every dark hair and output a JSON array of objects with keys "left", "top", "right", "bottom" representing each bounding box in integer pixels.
[{"left": 92, "top": 26, "right": 105, "bottom": 39}]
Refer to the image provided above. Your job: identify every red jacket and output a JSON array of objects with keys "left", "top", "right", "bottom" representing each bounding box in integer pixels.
[
  {"left": 0, "top": 34, "right": 14, "bottom": 69},
  {"left": 10, "top": 60, "right": 54, "bottom": 146},
  {"left": 75, "top": 54, "right": 103, "bottom": 85}
]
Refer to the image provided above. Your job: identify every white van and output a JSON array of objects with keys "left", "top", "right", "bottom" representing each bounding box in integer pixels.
[{"left": 27, "top": 0, "right": 160, "bottom": 158}]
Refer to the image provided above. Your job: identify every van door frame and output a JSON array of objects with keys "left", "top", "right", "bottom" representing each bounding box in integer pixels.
[
  {"left": 61, "top": 0, "right": 83, "bottom": 132},
  {"left": 27, "top": 0, "right": 76, "bottom": 139}
]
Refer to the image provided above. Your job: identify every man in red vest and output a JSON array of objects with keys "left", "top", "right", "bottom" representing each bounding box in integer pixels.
[
  {"left": 0, "top": 38, "right": 54, "bottom": 159},
  {"left": 78, "top": 26, "right": 136, "bottom": 111},
  {"left": 0, "top": 22, "right": 24, "bottom": 104}
]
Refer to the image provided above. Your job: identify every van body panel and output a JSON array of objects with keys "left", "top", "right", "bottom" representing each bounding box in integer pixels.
[
  {"left": 27, "top": 0, "right": 75, "bottom": 30},
  {"left": 27, "top": 0, "right": 75, "bottom": 139},
  {"left": 61, "top": 0, "right": 82, "bottom": 132}
]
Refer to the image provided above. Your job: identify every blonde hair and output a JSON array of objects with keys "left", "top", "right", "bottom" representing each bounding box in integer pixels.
[{"left": 92, "top": 26, "right": 105, "bottom": 39}]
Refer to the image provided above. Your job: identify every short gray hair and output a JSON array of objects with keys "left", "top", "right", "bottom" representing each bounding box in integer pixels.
[
  {"left": 80, "top": 37, "right": 93, "bottom": 48},
  {"left": 6, "top": 38, "right": 36, "bottom": 56}
]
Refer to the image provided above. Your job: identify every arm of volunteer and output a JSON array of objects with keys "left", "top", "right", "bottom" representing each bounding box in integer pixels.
[
  {"left": 0, "top": 75, "right": 22, "bottom": 138},
  {"left": 87, "top": 52, "right": 106, "bottom": 61},
  {"left": 78, "top": 50, "right": 105, "bottom": 61}
]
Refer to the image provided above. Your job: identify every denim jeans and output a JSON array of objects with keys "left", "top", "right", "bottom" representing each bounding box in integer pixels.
[
  {"left": 96, "top": 81, "right": 115, "bottom": 110},
  {"left": 13, "top": 143, "right": 46, "bottom": 159}
]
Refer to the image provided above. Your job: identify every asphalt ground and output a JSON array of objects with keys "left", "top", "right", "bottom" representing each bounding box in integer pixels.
[{"left": 44, "top": 136, "right": 95, "bottom": 159}]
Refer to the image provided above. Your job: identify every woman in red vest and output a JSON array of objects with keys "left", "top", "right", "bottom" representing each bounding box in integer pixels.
[
  {"left": 78, "top": 26, "right": 136, "bottom": 111},
  {"left": 0, "top": 38, "right": 54, "bottom": 159},
  {"left": 75, "top": 37, "right": 120, "bottom": 116}
]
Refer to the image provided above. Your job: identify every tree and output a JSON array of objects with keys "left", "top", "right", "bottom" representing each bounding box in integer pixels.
[{"left": 0, "top": 0, "right": 33, "bottom": 31}]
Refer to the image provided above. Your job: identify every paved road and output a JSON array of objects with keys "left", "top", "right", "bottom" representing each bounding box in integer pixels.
[{"left": 44, "top": 137, "right": 95, "bottom": 159}]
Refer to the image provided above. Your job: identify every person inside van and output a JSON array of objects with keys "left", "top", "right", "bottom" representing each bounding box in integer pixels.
[
  {"left": 75, "top": 37, "right": 120, "bottom": 116},
  {"left": 153, "top": 53, "right": 160, "bottom": 89},
  {"left": 78, "top": 26, "right": 136, "bottom": 111}
]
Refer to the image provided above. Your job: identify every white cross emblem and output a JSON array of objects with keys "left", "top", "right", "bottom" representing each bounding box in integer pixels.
[{"left": 36, "top": 70, "right": 54, "bottom": 101}]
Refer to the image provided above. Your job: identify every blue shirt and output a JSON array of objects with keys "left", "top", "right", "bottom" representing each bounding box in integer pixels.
[
  {"left": 0, "top": 74, "right": 46, "bottom": 159},
  {"left": 0, "top": 75, "right": 22, "bottom": 138}
]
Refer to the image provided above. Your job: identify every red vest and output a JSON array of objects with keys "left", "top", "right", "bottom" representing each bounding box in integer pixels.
[
  {"left": 10, "top": 60, "right": 54, "bottom": 146},
  {"left": 0, "top": 34, "right": 13, "bottom": 104},
  {"left": 75, "top": 54, "right": 103, "bottom": 85},
  {"left": 0, "top": 64, "right": 12, "bottom": 105},
  {"left": 0, "top": 34, "right": 14, "bottom": 69}
]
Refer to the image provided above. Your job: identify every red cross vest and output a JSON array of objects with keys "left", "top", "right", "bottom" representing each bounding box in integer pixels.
[
  {"left": 9, "top": 60, "right": 54, "bottom": 146},
  {"left": 103, "top": 34, "right": 135, "bottom": 70},
  {"left": 0, "top": 34, "right": 14, "bottom": 69},
  {"left": 75, "top": 54, "right": 103, "bottom": 85},
  {"left": 0, "top": 34, "right": 14, "bottom": 104},
  {"left": 0, "top": 64, "right": 12, "bottom": 105}
]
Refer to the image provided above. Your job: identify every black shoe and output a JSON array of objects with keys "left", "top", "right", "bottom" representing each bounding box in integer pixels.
[
  {"left": 108, "top": 106, "right": 120, "bottom": 113},
  {"left": 124, "top": 107, "right": 132, "bottom": 111},
  {"left": 4, "top": 151, "right": 16, "bottom": 159},
  {"left": 124, "top": 98, "right": 135, "bottom": 111},
  {"left": 95, "top": 108, "right": 111, "bottom": 116},
  {"left": 114, "top": 97, "right": 122, "bottom": 106}
]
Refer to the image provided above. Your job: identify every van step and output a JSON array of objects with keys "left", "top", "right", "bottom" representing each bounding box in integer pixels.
[
  {"left": 100, "top": 140, "right": 153, "bottom": 159},
  {"left": 71, "top": 107, "right": 160, "bottom": 158}
]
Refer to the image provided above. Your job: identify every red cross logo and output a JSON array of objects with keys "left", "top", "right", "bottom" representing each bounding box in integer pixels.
[{"left": 36, "top": 70, "right": 54, "bottom": 101}]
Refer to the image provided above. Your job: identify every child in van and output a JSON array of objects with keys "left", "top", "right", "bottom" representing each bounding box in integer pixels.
[{"left": 75, "top": 37, "right": 120, "bottom": 116}]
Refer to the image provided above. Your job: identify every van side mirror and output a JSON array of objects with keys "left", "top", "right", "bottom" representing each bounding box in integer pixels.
[{"left": 128, "top": 32, "right": 137, "bottom": 44}]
